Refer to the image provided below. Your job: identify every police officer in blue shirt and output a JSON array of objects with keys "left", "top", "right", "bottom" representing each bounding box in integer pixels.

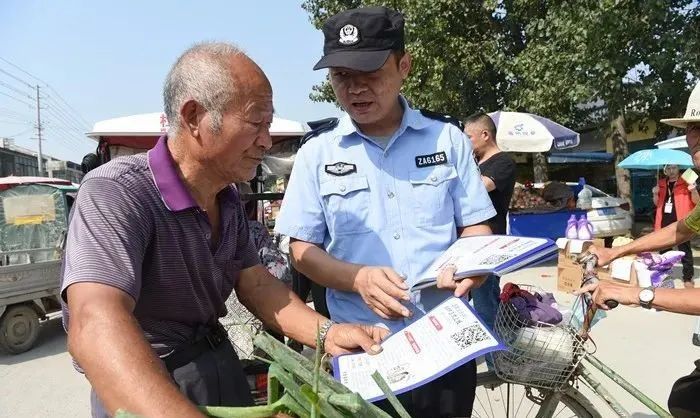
[{"left": 275, "top": 6, "right": 496, "bottom": 417}]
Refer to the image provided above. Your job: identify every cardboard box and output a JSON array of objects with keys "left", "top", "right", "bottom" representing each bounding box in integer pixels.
[
  {"left": 556, "top": 238, "right": 605, "bottom": 266},
  {"left": 557, "top": 257, "right": 638, "bottom": 293}
]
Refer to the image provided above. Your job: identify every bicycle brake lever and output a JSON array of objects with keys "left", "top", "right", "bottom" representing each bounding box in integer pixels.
[{"left": 604, "top": 300, "right": 619, "bottom": 309}]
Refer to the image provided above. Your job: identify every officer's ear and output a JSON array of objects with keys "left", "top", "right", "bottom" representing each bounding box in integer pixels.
[{"left": 397, "top": 52, "right": 411, "bottom": 80}]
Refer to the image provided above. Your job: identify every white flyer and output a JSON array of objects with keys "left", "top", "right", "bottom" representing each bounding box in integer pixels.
[{"left": 332, "top": 297, "right": 505, "bottom": 401}]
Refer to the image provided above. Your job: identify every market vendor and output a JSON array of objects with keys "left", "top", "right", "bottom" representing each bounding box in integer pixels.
[{"left": 60, "top": 42, "right": 388, "bottom": 418}]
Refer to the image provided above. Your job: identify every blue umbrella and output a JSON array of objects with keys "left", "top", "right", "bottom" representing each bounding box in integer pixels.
[
  {"left": 488, "top": 111, "right": 580, "bottom": 152},
  {"left": 617, "top": 148, "right": 693, "bottom": 170}
]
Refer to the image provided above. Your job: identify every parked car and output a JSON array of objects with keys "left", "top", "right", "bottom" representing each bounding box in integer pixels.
[
  {"left": 540, "top": 182, "right": 633, "bottom": 238},
  {"left": 575, "top": 183, "right": 633, "bottom": 238}
]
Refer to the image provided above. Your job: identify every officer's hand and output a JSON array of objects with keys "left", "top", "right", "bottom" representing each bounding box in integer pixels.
[
  {"left": 573, "top": 280, "right": 638, "bottom": 310},
  {"left": 689, "top": 183, "right": 697, "bottom": 192},
  {"left": 323, "top": 323, "right": 389, "bottom": 356},
  {"left": 586, "top": 245, "right": 619, "bottom": 267},
  {"left": 652, "top": 185, "right": 660, "bottom": 195},
  {"left": 354, "top": 266, "right": 411, "bottom": 320},
  {"left": 436, "top": 264, "right": 486, "bottom": 297}
]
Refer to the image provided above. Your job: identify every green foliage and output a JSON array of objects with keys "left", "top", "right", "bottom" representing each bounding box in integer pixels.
[{"left": 301, "top": 0, "right": 699, "bottom": 132}]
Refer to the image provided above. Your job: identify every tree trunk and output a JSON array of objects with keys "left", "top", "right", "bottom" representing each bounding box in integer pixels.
[
  {"left": 533, "top": 153, "right": 549, "bottom": 183},
  {"left": 611, "top": 114, "right": 633, "bottom": 213}
]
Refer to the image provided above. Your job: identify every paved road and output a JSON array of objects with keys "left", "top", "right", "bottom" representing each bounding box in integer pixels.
[{"left": 0, "top": 261, "right": 697, "bottom": 417}]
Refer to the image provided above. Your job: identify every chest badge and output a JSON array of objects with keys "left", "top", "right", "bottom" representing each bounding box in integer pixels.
[
  {"left": 325, "top": 162, "right": 357, "bottom": 176},
  {"left": 415, "top": 151, "right": 447, "bottom": 168}
]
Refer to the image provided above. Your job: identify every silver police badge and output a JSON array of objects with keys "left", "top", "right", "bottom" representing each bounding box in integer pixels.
[
  {"left": 338, "top": 24, "right": 360, "bottom": 45},
  {"left": 324, "top": 162, "right": 357, "bottom": 176}
]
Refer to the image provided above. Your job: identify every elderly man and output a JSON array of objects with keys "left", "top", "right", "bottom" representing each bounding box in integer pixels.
[
  {"left": 583, "top": 80, "right": 700, "bottom": 417},
  {"left": 61, "top": 42, "right": 388, "bottom": 418},
  {"left": 275, "top": 7, "right": 496, "bottom": 418}
]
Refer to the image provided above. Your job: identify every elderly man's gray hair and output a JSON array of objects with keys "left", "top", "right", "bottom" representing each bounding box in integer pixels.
[{"left": 163, "top": 42, "right": 244, "bottom": 136}]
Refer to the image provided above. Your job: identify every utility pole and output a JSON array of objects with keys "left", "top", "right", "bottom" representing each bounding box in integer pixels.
[{"left": 35, "top": 84, "right": 44, "bottom": 176}]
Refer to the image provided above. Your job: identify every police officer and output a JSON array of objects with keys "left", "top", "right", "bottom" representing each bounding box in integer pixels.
[{"left": 275, "top": 7, "right": 496, "bottom": 417}]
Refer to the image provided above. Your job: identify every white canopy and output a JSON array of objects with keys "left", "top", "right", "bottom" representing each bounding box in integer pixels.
[
  {"left": 87, "top": 112, "right": 307, "bottom": 139},
  {"left": 655, "top": 135, "right": 687, "bottom": 149}
]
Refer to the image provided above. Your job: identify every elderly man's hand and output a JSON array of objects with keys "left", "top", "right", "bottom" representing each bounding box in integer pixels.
[
  {"left": 323, "top": 323, "right": 389, "bottom": 356},
  {"left": 354, "top": 266, "right": 411, "bottom": 320},
  {"left": 436, "top": 265, "right": 486, "bottom": 297},
  {"left": 573, "top": 280, "right": 639, "bottom": 310}
]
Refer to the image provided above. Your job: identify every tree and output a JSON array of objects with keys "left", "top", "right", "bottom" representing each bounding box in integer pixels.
[{"left": 302, "top": 0, "right": 700, "bottom": 197}]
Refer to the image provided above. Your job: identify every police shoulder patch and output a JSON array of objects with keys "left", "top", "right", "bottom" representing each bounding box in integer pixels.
[
  {"left": 300, "top": 117, "right": 340, "bottom": 146},
  {"left": 419, "top": 109, "right": 465, "bottom": 131}
]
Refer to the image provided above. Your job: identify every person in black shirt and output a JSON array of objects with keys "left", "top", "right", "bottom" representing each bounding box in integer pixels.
[{"left": 463, "top": 112, "right": 516, "bottom": 367}]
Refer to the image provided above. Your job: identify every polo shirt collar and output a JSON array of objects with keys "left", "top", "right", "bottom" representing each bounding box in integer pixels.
[{"left": 147, "top": 135, "right": 198, "bottom": 212}]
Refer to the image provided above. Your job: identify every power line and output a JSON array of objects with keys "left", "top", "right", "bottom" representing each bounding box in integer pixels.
[
  {"left": 43, "top": 98, "right": 89, "bottom": 131},
  {"left": 0, "top": 90, "right": 33, "bottom": 107},
  {"left": 44, "top": 106, "right": 87, "bottom": 136},
  {"left": 0, "top": 56, "right": 46, "bottom": 86},
  {"left": 0, "top": 79, "right": 34, "bottom": 100},
  {"left": 2, "top": 127, "right": 34, "bottom": 138},
  {"left": 43, "top": 89, "right": 89, "bottom": 126},
  {"left": 0, "top": 106, "right": 32, "bottom": 119},
  {"left": 0, "top": 56, "right": 90, "bottom": 127},
  {"left": 0, "top": 119, "right": 33, "bottom": 125},
  {"left": 0, "top": 67, "right": 34, "bottom": 90}
]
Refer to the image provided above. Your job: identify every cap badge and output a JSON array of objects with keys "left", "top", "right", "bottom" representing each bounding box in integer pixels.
[{"left": 338, "top": 24, "right": 360, "bottom": 45}]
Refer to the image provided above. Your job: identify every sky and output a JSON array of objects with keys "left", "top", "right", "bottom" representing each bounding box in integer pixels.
[{"left": 0, "top": 0, "right": 342, "bottom": 163}]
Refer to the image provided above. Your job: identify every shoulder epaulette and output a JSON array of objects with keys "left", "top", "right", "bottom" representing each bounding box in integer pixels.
[
  {"left": 419, "top": 109, "right": 464, "bottom": 131},
  {"left": 300, "top": 117, "right": 340, "bottom": 146}
]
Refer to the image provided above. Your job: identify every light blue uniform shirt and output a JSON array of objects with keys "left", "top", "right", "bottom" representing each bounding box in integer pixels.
[{"left": 275, "top": 98, "right": 496, "bottom": 333}]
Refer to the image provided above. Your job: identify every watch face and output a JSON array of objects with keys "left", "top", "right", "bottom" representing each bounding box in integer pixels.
[{"left": 639, "top": 288, "right": 654, "bottom": 303}]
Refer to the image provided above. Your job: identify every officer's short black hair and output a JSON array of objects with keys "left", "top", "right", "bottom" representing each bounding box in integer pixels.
[{"left": 464, "top": 112, "right": 497, "bottom": 138}]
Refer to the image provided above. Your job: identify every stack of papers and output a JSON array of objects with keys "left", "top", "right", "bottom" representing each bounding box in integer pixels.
[{"left": 412, "top": 235, "right": 558, "bottom": 291}]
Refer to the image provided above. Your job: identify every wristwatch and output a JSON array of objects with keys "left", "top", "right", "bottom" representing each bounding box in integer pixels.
[
  {"left": 318, "top": 319, "right": 337, "bottom": 352},
  {"left": 638, "top": 286, "right": 655, "bottom": 309}
]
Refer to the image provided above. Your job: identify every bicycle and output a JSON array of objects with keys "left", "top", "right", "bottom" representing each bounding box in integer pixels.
[{"left": 471, "top": 254, "right": 672, "bottom": 418}]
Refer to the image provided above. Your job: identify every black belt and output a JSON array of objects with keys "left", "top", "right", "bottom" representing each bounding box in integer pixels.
[{"left": 162, "top": 322, "right": 229, "bottom": 373}]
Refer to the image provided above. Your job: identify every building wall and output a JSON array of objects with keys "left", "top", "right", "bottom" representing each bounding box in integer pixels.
[{"left": 0, "top": 146, "right": 83, "bottom": 183}]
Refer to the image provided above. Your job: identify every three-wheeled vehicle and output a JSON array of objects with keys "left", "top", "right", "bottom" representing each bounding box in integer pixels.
[{"left": 0, "top": 176, "right": 77, "bottom": 354}]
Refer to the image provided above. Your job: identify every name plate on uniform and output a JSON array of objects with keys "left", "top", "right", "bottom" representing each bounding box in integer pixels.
[{"left": 415, "top": 151, "right": 447, "bottom": 168}]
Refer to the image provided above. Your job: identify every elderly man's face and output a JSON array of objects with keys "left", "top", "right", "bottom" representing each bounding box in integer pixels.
[
  {"left": 329, "top": 53, "right": 410, "bottom": 128},
  {"left": 687, "top": 123, "right": 700, "bottom": 169},
  {"left": 199, "top": 58, "right": 274, "bottom": 183}
]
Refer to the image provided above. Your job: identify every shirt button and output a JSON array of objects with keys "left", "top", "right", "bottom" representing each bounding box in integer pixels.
[
  {"left": 393, "top": 233, "right": 400, "bottom": 240},
  {"left": 205, "top": 233, "right": 211, "bottom": 240},
  {"left": 387, "top": 191, "right": 395, "bottom": 198},
  {"left": 339, "top": 185, "right": 346, "bottom": 192},
  {"left": 430, "top": 176, "right": 438, "bottom": 182}
]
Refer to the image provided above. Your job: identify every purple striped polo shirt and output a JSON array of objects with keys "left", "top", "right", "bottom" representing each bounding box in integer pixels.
[{"left": 60, "top": 135, "right": 259, "bottom": 354}]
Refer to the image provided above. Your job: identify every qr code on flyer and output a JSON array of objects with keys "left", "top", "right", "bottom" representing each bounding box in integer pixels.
[
  {"left": 478, "top": 253, "right": 512, "bottom": 265},
  {"left": 450, "top": 324, "right": 490, "bottom": 350}
]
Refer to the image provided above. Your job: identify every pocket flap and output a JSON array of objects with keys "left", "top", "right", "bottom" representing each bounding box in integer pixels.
[
  {"left": 409, "top": 165, "right": 458, "bottom": 186},
  {"left": 320, "top": 175, "right": 369, "bottom": 197}
]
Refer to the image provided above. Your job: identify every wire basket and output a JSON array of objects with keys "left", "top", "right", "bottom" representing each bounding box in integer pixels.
[{"left": 492, "top": 285, "right": 587, "bottom": 391}]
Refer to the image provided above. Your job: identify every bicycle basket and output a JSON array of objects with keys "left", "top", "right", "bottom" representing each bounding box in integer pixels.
[{"left": 492, "top": 285, "right": 587, "bottom": 391}]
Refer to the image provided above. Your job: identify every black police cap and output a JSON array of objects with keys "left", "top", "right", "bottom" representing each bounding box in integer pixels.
[{"left": 313, "top": 6, "right": 405, "bottom": 72}]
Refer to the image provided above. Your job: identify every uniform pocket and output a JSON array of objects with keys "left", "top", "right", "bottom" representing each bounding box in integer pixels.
[
  {"left": 409, "top": 165, "right": 457, "bottom": 226},
  {"left": 320, "top": 175, "right": 371, "bottom": 235}
]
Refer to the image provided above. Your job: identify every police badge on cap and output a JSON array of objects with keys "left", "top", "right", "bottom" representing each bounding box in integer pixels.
[{"left": 313, "top": 6, "right": 405, "bottom": 72}]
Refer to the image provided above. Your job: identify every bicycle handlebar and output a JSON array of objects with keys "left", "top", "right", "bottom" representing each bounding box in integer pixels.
[{"left": 579, "top": 253, "right": 619, "bottom": 310}]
